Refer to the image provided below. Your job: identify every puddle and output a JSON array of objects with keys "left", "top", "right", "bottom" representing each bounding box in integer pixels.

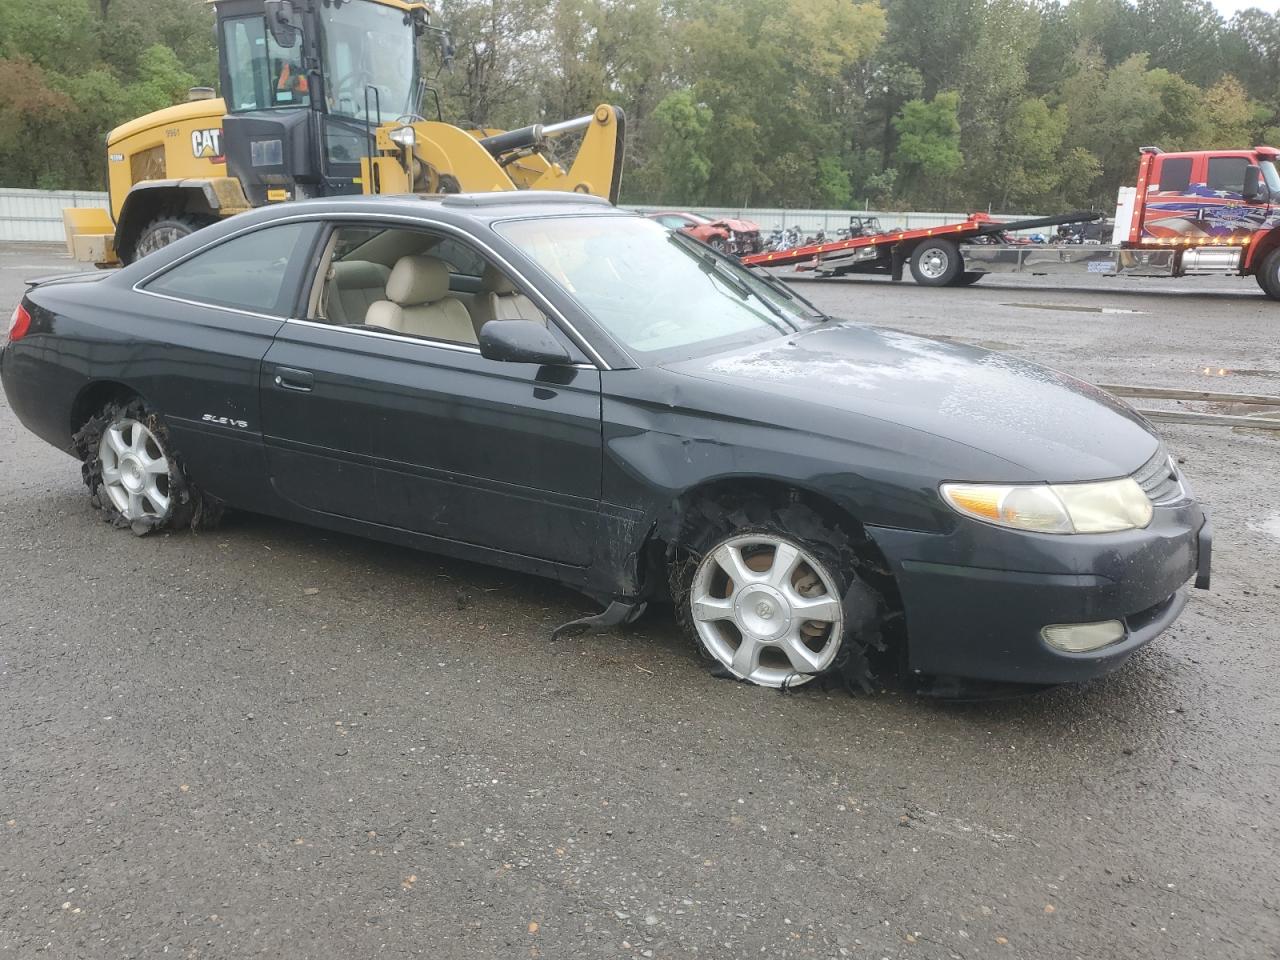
[
  {"left": 1199, "top": 367, "right": 1280, "bottom": 381},
  {"left": 1003, "top": 302, "right": 1146, "bottom": 315},
  {"left": 1247, "top": 515, "right": 1280, "bottom": 542}
]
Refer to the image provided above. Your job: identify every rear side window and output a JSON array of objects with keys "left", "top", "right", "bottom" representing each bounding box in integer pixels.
[
  {"left": 1207, "top": 156, "right": 1249, "bottom": 195},
  {"left": 144, "top": 223, "right": 309, "bottom": 314},
  {"left": 1156, "top": 157, "right": 1192, "bottom": 193}
]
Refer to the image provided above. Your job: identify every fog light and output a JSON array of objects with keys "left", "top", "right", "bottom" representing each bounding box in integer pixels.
[{"left": 1041, "top": 620, "right": 1126, "bottom": 653}]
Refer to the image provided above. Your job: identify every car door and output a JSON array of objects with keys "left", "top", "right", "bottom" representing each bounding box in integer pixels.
[
  {"left": 130, "top": 219, "right": 320, "bottom": 506},
  {"left": 258, "top": 221, "right": 603, "bottom": 567}
]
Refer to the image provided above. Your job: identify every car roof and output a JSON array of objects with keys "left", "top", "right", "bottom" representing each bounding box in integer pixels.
[{"left": 241, "top": 191, "right": 627, "bottom": 230}]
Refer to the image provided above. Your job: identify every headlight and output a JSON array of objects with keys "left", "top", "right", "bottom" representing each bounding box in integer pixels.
[
  {"left": 389, "top": 125, "right": 417, "bottom": 148},
  {"left": 940, "top": 478, "right": 1153, "bottom": 534}
]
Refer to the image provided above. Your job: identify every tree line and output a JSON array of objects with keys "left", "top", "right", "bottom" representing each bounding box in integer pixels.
[{"left": 2, "top": 0, "right": 1279, "bottom": 213}]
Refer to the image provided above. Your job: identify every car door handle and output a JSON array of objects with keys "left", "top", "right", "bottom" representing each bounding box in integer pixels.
[{"left": 273, "top": 367, "right": 314, "bottom": 392}]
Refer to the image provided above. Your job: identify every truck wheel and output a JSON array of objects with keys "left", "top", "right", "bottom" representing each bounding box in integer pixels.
[
  {"left": 910, "top": 239, "right": 962, "bottom": 286},
  {"left": 131, "top": 214, "right": 215, "bottom": 262},
  {"left": 1256, "top": 250, "right": 1280, "bottom": 300},
  {"left": 952, "top": 271, "right": 984, "bottom": 286}
]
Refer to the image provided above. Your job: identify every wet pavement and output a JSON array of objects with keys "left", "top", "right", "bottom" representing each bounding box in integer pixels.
[{"left": 1, "top": 244, "right": 1277, "bottom": 959}]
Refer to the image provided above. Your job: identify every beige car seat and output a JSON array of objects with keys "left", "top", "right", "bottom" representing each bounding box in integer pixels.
[
  {"left": 325, "top": 260, "right": 390, "bottom": 324},
  {"left": 366, "top": 255, "right": 477, "bottom": 344},
  {"left": 472, "top": 264, "right": 546, "bottom": 335}
]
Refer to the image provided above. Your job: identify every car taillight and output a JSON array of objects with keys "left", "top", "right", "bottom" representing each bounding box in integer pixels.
[{"left": 7, "top": 303, "right": 31, "bottom": 342}]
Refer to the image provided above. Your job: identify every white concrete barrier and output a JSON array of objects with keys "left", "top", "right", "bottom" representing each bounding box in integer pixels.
[
  {"left": 0, "top": 189, "right": 110, "bottom": 243},
  {"left": 0, "top": 188, "right": 1046, "bottom": 244}
]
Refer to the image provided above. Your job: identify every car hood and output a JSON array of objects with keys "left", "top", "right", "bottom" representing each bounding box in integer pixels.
[
  {"left": 713, "top": 218, "right": 759, "bottom": 232},
  {"left": 662, "top": 322, "right": 1159, "bottom": 482}
]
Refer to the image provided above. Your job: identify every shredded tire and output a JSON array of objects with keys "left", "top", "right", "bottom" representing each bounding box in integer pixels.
[
  {"left": 668, "top": 493, "right": 887, "bottom": 694},
  {"left": 72, "top": 397, "right": 224, "bottom": 535}
]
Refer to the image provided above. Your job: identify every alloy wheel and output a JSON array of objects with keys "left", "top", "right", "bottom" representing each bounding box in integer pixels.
[
  {"left": 97, "top": 418, "right": 173, "bottom": 523},
  {"left": 690, "top": 533, "right": 845, "bottom": 687}
]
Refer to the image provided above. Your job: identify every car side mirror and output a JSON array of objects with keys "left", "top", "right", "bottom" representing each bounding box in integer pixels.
[
  {"left": 1244, "top": 164, "right": 1265, "bottom": 202},
  {"left": 478, "top": 320, "right": 571, "bottom": 366}
]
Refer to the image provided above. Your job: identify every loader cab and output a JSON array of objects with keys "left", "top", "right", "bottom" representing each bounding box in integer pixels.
[
  {"left": 1140, "top": 147, "right": 1279, "bottom": 244},
  {"left": 214, "top": 0, "right": 428, "bottom": 205}
]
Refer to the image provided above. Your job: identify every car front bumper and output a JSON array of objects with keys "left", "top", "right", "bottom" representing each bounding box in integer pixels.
[{"left": 865, "top": 502, "right": 1211, "bottom": 685}]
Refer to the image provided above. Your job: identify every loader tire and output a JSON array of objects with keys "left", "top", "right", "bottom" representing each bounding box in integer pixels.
[
  {"left": 131, "top": 214, "right": 216, "bottom": 263},
  {"left": 909, "top": 239, "right": 962, "bottom": 286},
  {"left": 1257, "top": 250, "right": 1280, "bottom": 301}
]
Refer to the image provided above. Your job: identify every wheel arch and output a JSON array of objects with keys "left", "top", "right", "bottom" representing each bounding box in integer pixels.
[
  {"left": 637, "top": 474, "right": 901, "bottom": 610},
  {"left": 115, "top": 179, "right": 246, "bottom": 263},
  {"left": 1245, "top": 229, "right": 1280, "bottom": 274},
  {"left": 69, "top": 380, "right": 143, "bottom": 448}
]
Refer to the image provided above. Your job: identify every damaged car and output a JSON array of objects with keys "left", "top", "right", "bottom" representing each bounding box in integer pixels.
[
  {"left": 2, "top": 193, "right": 1211, "bottom": 692},
  {"left": 645, "top": 210, "right": 763, "bottom": 257}
]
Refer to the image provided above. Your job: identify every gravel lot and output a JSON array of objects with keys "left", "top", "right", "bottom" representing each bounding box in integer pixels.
[{"left": 1, "top": 242, "right": 1277, "bottom": 959}]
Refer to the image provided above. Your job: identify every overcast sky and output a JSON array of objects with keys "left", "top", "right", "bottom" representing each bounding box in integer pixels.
[{"left": 1211, "top": 0, "right": 1280, "bottom": 17}]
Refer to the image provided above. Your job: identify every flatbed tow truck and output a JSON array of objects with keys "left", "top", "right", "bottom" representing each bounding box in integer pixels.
[{"left": 743, "top": 145, "right": 1280, "bottom": 301}]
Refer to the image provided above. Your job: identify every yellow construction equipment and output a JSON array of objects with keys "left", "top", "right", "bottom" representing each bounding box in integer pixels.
[{"left": 66, "top": 0, "right": 625, "bottom": 265}]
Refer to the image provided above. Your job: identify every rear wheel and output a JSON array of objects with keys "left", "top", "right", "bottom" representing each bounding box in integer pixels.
[
  {"left": 131, "top": 214, "right": 215, "bottom": 262},
  {"left": 73, "top": 397, "right": 222, "bottom": 534},
  {"left": 952, "top": 271, "right": 984, "bottom": 286},
  {"left": 909, "top": 239, "right": 962, "bottom": 286}
]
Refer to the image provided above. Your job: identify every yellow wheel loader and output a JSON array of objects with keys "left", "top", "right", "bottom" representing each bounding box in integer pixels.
[{"left": 64, "top": 0, "right": 625, "bottom": 265}]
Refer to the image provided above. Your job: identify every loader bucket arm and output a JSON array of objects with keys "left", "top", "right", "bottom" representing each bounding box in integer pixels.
[
  {"left": 377, "top": 104, "right": 626, "bottom": 203},
  {"left": 523, "top": 105, "right": 625, "bottom": 204},
  {"left": 474, "top": 105, "right": 626, "bottom": 203}
]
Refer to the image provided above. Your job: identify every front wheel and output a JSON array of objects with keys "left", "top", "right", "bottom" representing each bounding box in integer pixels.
[
  {"left": 1255, "top": 253, "right": 1280, "bottom": 300},
  {"left": 909, "top": 239, "right": 962, "bottom": 286},
  {"left": 670, "top": 498, "right": 882, "bottom": 689}
]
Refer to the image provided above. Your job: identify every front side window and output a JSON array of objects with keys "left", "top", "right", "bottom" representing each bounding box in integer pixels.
[
  {"left": 307, "top": 225, "right": 545, "bottom": 345},
  {"left": 1207, "top": 156, "right": 1249, "bottom": 195},
  {"left": 1261, "top": 160, "right": 1280, "bottom": 194},
  {"left": 144, "top": 223, "right": 309, "bottom": 314},
  {"left": 319, "top": 0, "right": 417, "bottom": 122},
  {"left": 497, "top": 216, "right": 822, "bottom": 360},
  {"left": 222, "top": 16, "right": 310, "bottom": 113}
]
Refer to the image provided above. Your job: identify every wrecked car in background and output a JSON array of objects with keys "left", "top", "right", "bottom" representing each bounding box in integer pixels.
[
  {"left": 3, "top": 192, "right": 1211, "bottom": 693},
  {"left": 645, "top": 210, "right": 763, "bottom": 257}
]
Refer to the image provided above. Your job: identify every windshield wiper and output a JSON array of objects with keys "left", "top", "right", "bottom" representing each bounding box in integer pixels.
[
  {"left": 744, "top": 264, "right": 833, "bottom": 321},
  {"left": 668, "top": 233, "right": 791, "bottom": 326}
]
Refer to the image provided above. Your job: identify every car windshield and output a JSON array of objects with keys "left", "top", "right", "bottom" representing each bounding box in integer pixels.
[
  {"left": 320, "top": 0, "right": 417, "bottom": 121},
  {"left": 1262, "top": 160, "right": 1280, "bottom": 194},
  {"left": 497, "top": 216, "right": 824, "bottom": 360}
]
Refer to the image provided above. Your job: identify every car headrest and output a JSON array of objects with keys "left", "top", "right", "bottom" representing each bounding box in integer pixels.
[
  {"left": 386, "top": 255, "right": 450, "bottom": 306},
  {"left": 331, "top": 259, "right": 390, "bottom": 288},
  {"left": 481, "top": 263, "right": 517, "bottom": 296}
]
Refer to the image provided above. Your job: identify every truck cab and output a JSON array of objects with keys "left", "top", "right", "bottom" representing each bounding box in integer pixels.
[
  {"left": 1133, "top": 146, "right": 1280, "bottom": 246},
  {"left": 217, "top": 0, "right": 428, "bottom": 207}
]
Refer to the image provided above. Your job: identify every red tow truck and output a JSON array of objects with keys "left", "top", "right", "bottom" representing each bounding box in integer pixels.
[{"left": 742, "top": 146, "right": 1280, "bottom": 300}]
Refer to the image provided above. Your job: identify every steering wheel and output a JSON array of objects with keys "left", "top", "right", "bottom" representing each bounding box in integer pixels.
[{"left": 334, "top": 70, "right": 378, "bottom": 112}]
